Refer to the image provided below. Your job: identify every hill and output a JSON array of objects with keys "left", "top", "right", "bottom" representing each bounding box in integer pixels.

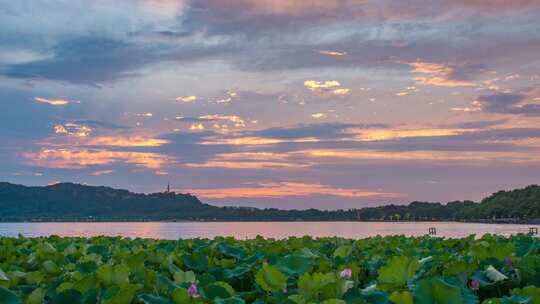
[{"left": 0, "top": 182, "right": 539, "bottom": 222}]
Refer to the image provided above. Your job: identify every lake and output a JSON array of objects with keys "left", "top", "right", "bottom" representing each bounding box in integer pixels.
[{"left": 0, "top": 221, "right": 536, "bottom": 239}]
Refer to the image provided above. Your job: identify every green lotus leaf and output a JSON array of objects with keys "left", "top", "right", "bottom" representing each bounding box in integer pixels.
[
  {"left": 511, "top": 286, "right": 540, "bottom": 303},
  {"left": 255, "top": 263, "right": 287, "bottom": 292},
  {"left": 217, "top": 243, "right": 246, "bottom": 259},
  {"left": 223, "top": 266, "right": 250, "bottom": 279},
  {"left": 378, "top": 256, "right": 419, "bottom": 290},
  {"left": 139, "top": 294, "right": 175, "bottom": 304},
  {"left": 333, "top": 245, "right": 352, "bottom": 259},
  {"left": 173, "top": 270, "right": 196, "bottom": 285},
  {"left": 276, "top": 254, "right": 313, "bottom": 275},
  {"left": 56, "top": 289, "right": 83, "bottom": 304},
  {"left": 97, "top": 264, "right": 130, "bottom": 286},
  {"left": 0, "top": 287, "right": 22, "bottom": 304},
  {"left": 390, "top": 291, "right": 414, "bottom": 304},
  {"left": 413, "top": 277, "right": 477, "bottom": 304},
  {"left": 321, "top": 299, "right": 346, "bottom": 304},
  {"left": 25, "top": 287, "right": 45, "bottom": 304},
  {"left": 101, "top": 284, "right": 139, "bottom": 304},
  {"left": 214, "top": 296, "right": 246, "bottom": 304},
  {"left": 42, "top": 260, "right": 61, "bottom": 275},
  {"left": 171, "top": 287, "right": 190, "bottom": 304}
]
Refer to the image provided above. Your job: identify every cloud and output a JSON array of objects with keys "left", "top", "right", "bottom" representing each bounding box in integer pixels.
[
  {"left": 311, "top": 113, "right": 327, "bottom": 119},
  {"left": 317, "top": 50, "right": 347, "bottom": 57},
  {"left": 23, "top": 148, "right": 169, "bottom": 169},
  {"left": 136, "top": 112, "right": 153, "bottom": 117},
  {"left": 212, "top": 91, "right": 238, "bottom": 104},
  {"left": 2, "top": 36, "right": 233, "bottom": 85},
  {"left": 53, "top": 123, "right": 92, "bottom": 137},
  {"left": 407, "top": 61, "right": 477, "bottom": 87},
  {"left": 203, "top": 137, "right": 321, "bottom": 146},
  {"left": 3, "top": 38, "right": 149, "bottom": 85},
  {"left": 451, "top": 100, "right": 482, "bottom": 112},
  {"left": 290, "top": 146, "right": 540, "bottom": 164},
  {"left": 475, "top": 93, "right": 540, "bottom": 116},
  {"left": 85, "top": 136, "right": 169, "bottom": 147},
  {"left": 185, "top": 181, "right": 404, "bottom": 199},
  {"left": 449, "top": 120, "right": 507, "bottom": 129},
  {"left": 199, "top": 115, "right": 246, "bottom": 127},
  {"left": 176, "top": 95, "right": 197, "bottom": 103},
  {"left": 34, "top": 97, "right": 70, "bottom": 105},
  {"left": 73, "top": 120, "right": 129, "bottom": 130},
  {"left": 189, "top": 123, "right": 205, "bottom": 131},
  {"left": 304, "top": 80, "right": 350, "bottom": 96},
  {"left": 186, "top": 152, "right": 312, "bottom": 169},
  {"left": 90, "top": 169, "right": 113, "bottom": 176},
  {"left": 247, "top": 122, "right": 374, "bottom": 140}
]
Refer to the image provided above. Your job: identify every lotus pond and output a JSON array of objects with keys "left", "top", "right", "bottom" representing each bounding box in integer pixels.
[{"left": 1, "top": 235, "right": 540, "bottom": 304}]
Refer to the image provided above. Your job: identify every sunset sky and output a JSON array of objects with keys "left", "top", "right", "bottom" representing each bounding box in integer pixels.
[{"left": 1, "top": 0, "right": 540, "bottom": 209}]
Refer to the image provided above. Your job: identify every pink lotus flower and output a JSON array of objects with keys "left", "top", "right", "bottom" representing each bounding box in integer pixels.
[
  {"left": 340, "top": 268, "right": 352, "bottom": 279},
  {"left": 188, "top": 282, "right": 199, "bottom": 297},
  {"left": 470, "top": 279, "right": 479, "bottom": 290}
]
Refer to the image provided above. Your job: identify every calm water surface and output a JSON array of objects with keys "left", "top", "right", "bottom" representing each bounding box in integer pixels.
[{"left": 0, "top": 222, "right": 536, "bottom": 239}]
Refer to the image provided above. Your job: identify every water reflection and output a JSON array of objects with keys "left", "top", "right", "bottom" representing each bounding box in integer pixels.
[{"left": 0, "top": 222, "right": 536, "bottom": 239}]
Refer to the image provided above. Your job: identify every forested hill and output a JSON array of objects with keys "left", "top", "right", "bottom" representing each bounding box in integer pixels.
[{"left": 0, "top": 182, "right": 539, "bottom": 222}]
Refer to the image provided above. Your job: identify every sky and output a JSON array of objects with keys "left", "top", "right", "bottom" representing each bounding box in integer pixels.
[{"left": 1, "top": 0, "right": 540, "bottom": 210}]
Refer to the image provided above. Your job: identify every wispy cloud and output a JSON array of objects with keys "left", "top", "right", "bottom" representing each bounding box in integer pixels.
[
  {"left": 86, "top": 136, "right": 169, "bottom": 147},
  {"left": 186, "top": 182, "right": 404, "bottom": 199},
  {"left": 185, "top": 152, "right": 312, "bottom": 169},
  {"left": 23, "top": 148, "right": 169, "bottom": 169},
  {"left": 451, "top": 100, "right": 483, "bottom": 112},
  {"left": 175, "top": 95, "right": 197, "bottom": 103},
  {"left": 136, "top": 112, "right": 153, "bottom": 117},
  {"left": 317, "top": 50, "right": 347, "bottom": 57},
  {"left": 407, "top": 61, "right": 476, "bottom": 87},
  {"left": 90, "top": 169, "right": 113, "bottom": 176},
  {"left": 34, "top": 97, "right": 70, "bottom": 105}
]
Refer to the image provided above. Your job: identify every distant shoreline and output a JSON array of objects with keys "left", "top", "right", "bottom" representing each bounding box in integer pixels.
[{"left": 1, "top": 219, "right": 538, "bottom": 225}]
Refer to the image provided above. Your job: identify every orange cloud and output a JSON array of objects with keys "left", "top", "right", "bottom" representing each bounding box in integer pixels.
[
  {"left": 86, "top": 136, "right": 169, "bottom": 147},
  {"left": 294, "top": 149, "right": 540, "bottom": 163},
  {"left": 185, "top": 182, "right": 404, "bottom": 199},
  {"left": 349, "top": 128, "right": 467, "bottom": 141},
  {"left": 407, "top": 61, "right": 476, "bottom": 87},
  {"left": 23, "top": 149, "right": 169, "bottom": 169},
  {"left": 415, "top": 77, "right": 476, "bottom": 87},
  {"left": 185, "top": 152, "right": 312, "bottom": 169},
  {"left": 200, "top": 136, "right": 319, "bottom": 146},
  {"left": 190, "top": 123, "right": 205, "bottom": 131},
  {"left": 34, "top": 97, "right": 69, "bottom": 105}
]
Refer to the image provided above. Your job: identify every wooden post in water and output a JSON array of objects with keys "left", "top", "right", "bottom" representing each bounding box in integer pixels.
[
  {"left": 428, "top": 227, "right": 437, "bottom": 235},
  {"left": 529, "top": 227, "right": 538, "bottom": 235}
]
